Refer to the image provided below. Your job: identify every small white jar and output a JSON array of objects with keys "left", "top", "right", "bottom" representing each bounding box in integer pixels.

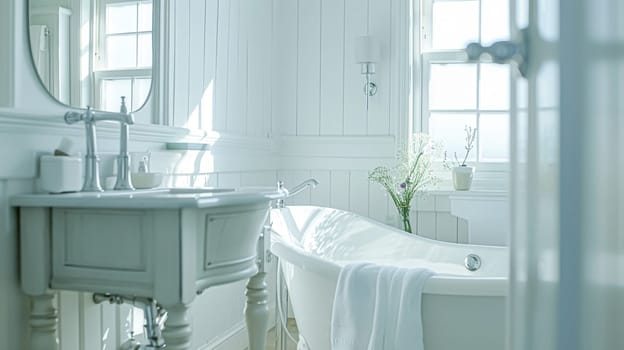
[{"left": 452, "top": 166, "right": 475, "bottom": 191}]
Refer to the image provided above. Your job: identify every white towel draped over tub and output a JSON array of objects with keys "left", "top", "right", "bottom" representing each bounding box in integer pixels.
[{"left": 330, "top": 263, "right": 435, "bottom": 350}]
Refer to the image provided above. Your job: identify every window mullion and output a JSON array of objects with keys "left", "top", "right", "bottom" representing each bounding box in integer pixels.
[
  {"left": 476, "top": 62, "right": 481, "bottom": 163},
  {"left": 422, "top": 0, "right": 433, "bottom": 51},
  {"left": 421, "top": 55, "right": 431, "bottom": 133}
]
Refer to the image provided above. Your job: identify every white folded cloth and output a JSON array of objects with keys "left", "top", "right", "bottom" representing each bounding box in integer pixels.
[{"left": 331, "top": 263, "right": 434, "bottom": 350}]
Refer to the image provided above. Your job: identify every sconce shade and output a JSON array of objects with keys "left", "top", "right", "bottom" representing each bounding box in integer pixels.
[{"left": 354, "top": 35, "right": 380, "bottom": 63}]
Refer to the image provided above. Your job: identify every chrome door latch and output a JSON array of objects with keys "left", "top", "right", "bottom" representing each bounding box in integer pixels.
[{"left": 466, "top": 28, "right": 529, "bottom": 78}]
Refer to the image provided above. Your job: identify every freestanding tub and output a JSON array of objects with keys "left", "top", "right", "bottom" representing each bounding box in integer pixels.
[{"left": 270, "top": 206, "right": 508, "bottom": 350}]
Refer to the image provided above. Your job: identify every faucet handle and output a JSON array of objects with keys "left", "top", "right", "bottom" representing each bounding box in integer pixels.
[
  {"left": 64, "top": 111, "right": 83, "bottom": 124},
  {"left": 120, "top": 96, "right": 128, "bottom": 114}
]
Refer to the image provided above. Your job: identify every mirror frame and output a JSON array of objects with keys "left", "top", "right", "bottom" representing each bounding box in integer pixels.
[{"left": 26, "top": 0, "right": 160, "bottom": 118}]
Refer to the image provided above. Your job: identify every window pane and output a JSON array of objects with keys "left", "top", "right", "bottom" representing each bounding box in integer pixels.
[
  {"left": 479, "top": 113, "right": 510, "bottom": 162},
  {"left": 133, "top": 78, "right": 151, "bottom": 110},
  {"left": 479, "top": 63, "right": 510, "bottom": 110},
  {"left": 106, "top": 34, "right": 137, "bottom": 68},
  {"left": 481, "top": 0, "right": 510, "bottom": 46},
  {"left": 106, "top": 2, "right": 137, "bottom": 34},
  {"left": 102, "top": 79, "right": 132, "bottom": 112},
  {"left": 138, "top": 1, "right": 153, "bottom": 32},
  {"left": 429, "top": 113, "right": 477, "bottom": 162},
  {"left": 429, "top": 63, "right": 477, "bottom": 110},
  {"left": 432, "top": 0, "right": 479, "bottom": 50},
  {"left": 137, "top": 33, "right": 152, "bottom": 67}
]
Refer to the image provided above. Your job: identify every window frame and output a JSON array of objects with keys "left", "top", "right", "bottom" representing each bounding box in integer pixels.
[
  {"left": 417, "top": 0, "right": 512, "bottom": 172},
  {"left": 93, "top": 0, "right": 153, "bottom": 111}
]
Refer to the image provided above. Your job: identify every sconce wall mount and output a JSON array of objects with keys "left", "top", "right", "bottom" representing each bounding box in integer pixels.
[{"left": 354, "top": 36, "right": 380, "bottom": 108}]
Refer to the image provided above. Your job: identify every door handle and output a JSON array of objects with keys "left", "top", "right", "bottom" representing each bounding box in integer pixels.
[{"left": 465, "top": 28, "right": 529, "bottom": 78}]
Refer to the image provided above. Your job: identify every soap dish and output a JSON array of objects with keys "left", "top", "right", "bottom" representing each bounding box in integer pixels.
[{"left": 131, "top": 172, "right": 163, "bottom": 189}]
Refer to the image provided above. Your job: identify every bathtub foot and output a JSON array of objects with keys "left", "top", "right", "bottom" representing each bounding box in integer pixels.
[
  {"left": 29, "top": 292, "right": 59, "bottom": 350},
  {"left": 246, "top": 272, "right": 269, "bottom": 350},
  {"left": 162, "top": 304, "right": 192, "bottom": 350}
]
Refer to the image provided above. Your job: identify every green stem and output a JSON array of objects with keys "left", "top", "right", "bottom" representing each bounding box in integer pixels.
[{"left": 399, "top": 206, "right": 412, "bottom": 233}]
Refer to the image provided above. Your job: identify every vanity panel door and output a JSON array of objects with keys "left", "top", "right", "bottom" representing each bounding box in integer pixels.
[
  {"left": 51, "top": 208, "right": 156, "bottom": 295},
  {"left": 192, "top": 203, "right": 268, "bottom": 291}
]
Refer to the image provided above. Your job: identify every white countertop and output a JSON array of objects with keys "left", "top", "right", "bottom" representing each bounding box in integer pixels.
[{"left": 11, "top": 187, "right": 288, "bottom": 209}]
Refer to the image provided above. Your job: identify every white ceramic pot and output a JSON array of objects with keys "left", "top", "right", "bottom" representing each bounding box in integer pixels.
[{"left": 452, "top": 166, "right": 475, "bottom": 191}]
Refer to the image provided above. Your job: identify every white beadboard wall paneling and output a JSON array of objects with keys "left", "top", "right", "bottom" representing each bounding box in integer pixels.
[
  {"left": 368, "top": 179, "right": 390, "bottom": 224},
  {"left": 99, "top": 297, "right": 119, "bottom": 348},
  {"left": 201, "top": 0, "right": 219, "bottom": 131},
  {"left": 367, "top": 0, "right": 392, "bottom": 134},
  {"left": 225, "top": 0, "right": 240, "bottom": 133},
  {"left": 436, "top": 212, "right": 458, "bottom": 242},
  {"left": 279, "top": 135, "right": 395, "bottom": 158},
  {"left": 319, "top": 0, "right": 345, "bottom": 135},
  {"left": 217, "top": 171, "right": 242, "bottom": 188},
  {"left": 393, "top": 0, "right": 411, "bottom": 146},
  {"left": 296, "top": 0, "right": 322, "bottom": 136},
  {"left": 172, "top": 0, "right": 191, "bottom": 127},
  {"left": 205, "top": 173, "right": 219, "bottom": 187},
  {"left": 214, "top": 0, "right": 231, "bottom": 131},
  {"left": 81, "top": 293, "right": 102, "bottom": 350},
  {"left": 225, "top": 0, "right": 244, "bottom": 133},
  {"left": 186, "top": 0, "right": 207, "bottom": 130},
  {"left": 240, "top": 170, "right": 278, "bottom": 187},
  {"left": 458, "top": 218, "right": 469, "bottom": 243},
  {"left": 330, "top": 170, "right": 350, "bottom": 210},
  {"left": 343, "top": 0, "right": 369, "bottom": 135},
  {"left": 348, "top": 171, "right": 370, "bottom": 217},
  {"left": 273, "top": 0, "right": 298, "bottom": 135},
  {"left": 310, "top": 170, "right": 331, "bottom": 207},
  {"left": 58, "top": 292, "right": 80, "bottom": 350},
  {"left": 0, "top": 180, "right": 29, "bottom": 350},
  {"left": 273, "top": 0, "right": 408, "bottom": 137},
  {"left": 247, "top": 0, "right": 267, "bottom": 137},
  {"left": 416, "top": 195, "right": 436, "bottom": 239},
  {"left": 0, "top": 0, "right": 14, "bottom": 107},
  {"left": 417, "top": 211, "right": 437, "bottom": 239},
  {"left": 236, "top": 0, "right": 250, "bottom": 135}
]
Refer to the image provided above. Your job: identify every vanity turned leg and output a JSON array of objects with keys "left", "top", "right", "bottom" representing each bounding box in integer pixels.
[
  {"left": 30, "top": 292, "right": 59, "bottom": 350},
  {"left": 162, "top": 304, "right": 192, "bottom": 350},
  {"left": 246, "top": 272, "right": 269, "bottom": 350}
]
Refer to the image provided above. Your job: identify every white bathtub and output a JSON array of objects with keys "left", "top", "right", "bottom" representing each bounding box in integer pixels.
[{"left": 270, "top": 206, "right": 509, "bottom": 350}]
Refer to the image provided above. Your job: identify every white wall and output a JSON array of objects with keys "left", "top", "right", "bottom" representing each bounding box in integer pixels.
[{"left": 167, "top": 0, "right": 274, "bottom": 139}]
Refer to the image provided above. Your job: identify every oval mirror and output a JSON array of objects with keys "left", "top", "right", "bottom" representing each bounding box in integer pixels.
[{"left": 28, "top": 0, "right": 153, "bottom": 114}]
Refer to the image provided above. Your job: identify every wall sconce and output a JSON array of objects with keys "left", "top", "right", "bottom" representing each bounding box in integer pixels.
[{"left": 354, "top": 35, "right": 380, "bottom": 109}]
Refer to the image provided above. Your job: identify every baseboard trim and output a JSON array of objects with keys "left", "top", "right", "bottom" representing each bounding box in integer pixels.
[
  {"left": 197, "top": 320, "right": 248, "bottom": 350},
  {"left": 197, "top": 307, "right": 277, "bottom": 350}
]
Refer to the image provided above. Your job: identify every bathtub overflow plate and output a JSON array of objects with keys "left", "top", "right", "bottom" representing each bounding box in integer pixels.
[{"left": 464, "top": 254, "right": 482, "bottom": 271}]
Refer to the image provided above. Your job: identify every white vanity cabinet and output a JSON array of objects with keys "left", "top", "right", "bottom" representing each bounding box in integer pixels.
[{"left": 14, "top": 188, "right": 284, "bottom": 350}]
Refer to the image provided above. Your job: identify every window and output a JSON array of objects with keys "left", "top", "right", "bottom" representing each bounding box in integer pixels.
[
  {"left": 94, "top": 0, "right": 152, "bottom": 111},
  {"left": 420, "top": 0, "right": 510, "bottom": 164}
]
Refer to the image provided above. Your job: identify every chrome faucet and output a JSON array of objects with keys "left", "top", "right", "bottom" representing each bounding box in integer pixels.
[
  {"left": 64, "top": 103, "right": 135, "bottom": 192},
  {"left": 275, "top": 178, "right": 320, "bottom": 208}
]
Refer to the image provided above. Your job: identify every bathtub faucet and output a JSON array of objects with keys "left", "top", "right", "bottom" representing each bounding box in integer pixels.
[{"left": 275, "top": 178, "right": 320, "bottom": 208}]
